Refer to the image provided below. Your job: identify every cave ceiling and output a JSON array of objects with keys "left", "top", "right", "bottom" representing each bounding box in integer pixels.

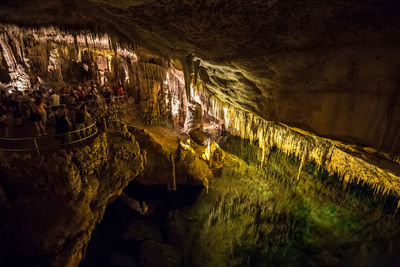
[{"left": 1, "top": 0, "right": 400, "bottom": 153}]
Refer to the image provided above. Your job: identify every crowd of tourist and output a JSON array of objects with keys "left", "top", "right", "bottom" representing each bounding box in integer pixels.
[{"left": 0, "top": 81, "right": 125, "bottom": 146}]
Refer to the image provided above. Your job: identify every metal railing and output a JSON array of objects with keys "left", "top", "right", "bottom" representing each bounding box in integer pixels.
[
  {"left": 0, "top": 94, "right": 129, "bottom": 156},
  {"left": 0, "top": 122, "right": 98, "bottom": 156},
  {"left": 45, "top": 95, "right": 127, "bottom": 111}
]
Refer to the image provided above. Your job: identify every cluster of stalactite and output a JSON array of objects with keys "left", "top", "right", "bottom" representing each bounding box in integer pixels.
[
  {"left": 144, "top": 53, "right": 400, "bottom": 205},
  {"left": 0, "top": 24, "right": 176, "bottom": 126},
  {"left": 0, "top": 25, "right": 206, "bottom": 130},
  {"left": 2, "top": 24, "right": 399, "bottom": 205},
  {"left": 135, "top": 60, "right": 169, "bottom": 125},
  {"left": 164, "top": 64, "right": 188, "bottom": 129},
  {"left": 0, "top": 24, "right": 135, "bottom": 88},
  {"left": 182, "top": 58, "right": 400, "bottom": 207},
  {"left": 0, "top": 28, "right": 31, "bottom": 89}
]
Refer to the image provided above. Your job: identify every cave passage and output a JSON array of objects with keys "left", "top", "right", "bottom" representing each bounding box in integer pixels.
[{"left": 0, "top": 13, "right": 400, "bottom": 267}]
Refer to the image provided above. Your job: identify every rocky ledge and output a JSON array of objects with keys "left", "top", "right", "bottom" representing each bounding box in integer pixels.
[{"left": 0, "top": 130, "right": 144, "bottom": 267}]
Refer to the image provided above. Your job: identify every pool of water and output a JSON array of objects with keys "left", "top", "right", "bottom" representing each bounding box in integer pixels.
[{"left": 82, "top": 147, "right": 400, "bottom": 267}]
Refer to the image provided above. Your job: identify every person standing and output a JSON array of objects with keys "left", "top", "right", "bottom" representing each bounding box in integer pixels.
[
  {"left": 30, "top": 97, "right": 46, "bottom": 136},
  {"left": 0, "top": 90, "right": 7, "bottom": 109},
  {"left": 49, "top": 91, "right": 60, "bottom": 107},
  {"left": 68, "top": 89, "right": 78, "bottom": 106},
  {"left": 55, "top": 106, "right": 71, "bottom": 146},
  {"left": 78, "top": 86, "right": 86, "bottom": 102},
  {"left": 74, "top": 104, "right": 89, "bottom": 139},
  {"left": 104, "top": 87, "right": 112, "bottom": 105},
  {"left": 0, "top": 104, "right": 9, "bottom": 137},
  {"left": 38, "top": 98, "right": 47, "bottom": 127}
]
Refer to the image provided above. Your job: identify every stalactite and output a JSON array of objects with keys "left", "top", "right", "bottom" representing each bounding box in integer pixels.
[
  {"left": 0, "top": 24, "right": 141, "bottom": 90},
  {"left": 1, "top": 23, "right": 399, "bottom": 206},
  {"left": 182, "top": 54, "right": 194, "bottom": 102},
  {"left": 193, "top": 59, "right": 201, "bottom": 88},
  {"left": 0, "top": 31, "right": 31, "bottom": 89},
  {"left": 297, "top": 153, "right": 307, "bottom": 181},
  {"left": 185, "top": 82, "right": 400, "bottom": 203}
]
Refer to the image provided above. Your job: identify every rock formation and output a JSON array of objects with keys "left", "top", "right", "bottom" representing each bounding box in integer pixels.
[
  {"left": 0, "top": 130, "right": 144, "bottom": 266},
  {"left": 1, "top": 22, "right": 399, "bottom": 205},
  {"left": 1, "top": 0, "right": 399, "bottom": 154},
  {"left": 0, "top": 2, "right": 400, "bottom": 265}
]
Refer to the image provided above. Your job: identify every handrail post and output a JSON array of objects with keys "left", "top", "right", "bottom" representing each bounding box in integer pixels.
[{"left": 33, "top": 137, "right": 40, "bottom": 157}]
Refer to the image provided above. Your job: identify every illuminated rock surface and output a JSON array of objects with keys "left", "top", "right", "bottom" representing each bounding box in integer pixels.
[
  {"left": 0, "top": 1, "right": 400, "bottom": 266},
  {"left": 1, "top": 0, "right": 400, "bottom": 153},
  {"left": 1, "top": 23, "right": 399, "bottom": 201}
]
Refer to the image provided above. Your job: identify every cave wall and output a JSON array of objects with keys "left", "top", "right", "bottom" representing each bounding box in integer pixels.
[
  {"left": 1, "top": 1, "right": 399, "bottom": 155},
  {"left": 2, "top": 0, "right": 399, "bottom": 155},
  {"left": 1, "top": 24, "right": 400, "bottom": 203},
  {"left": 0, "top": 25, "right": 136, "bottom": 88},
  {"left": 0, "top": 130, "right": 144, "bottom": 267},
  {"left": 187, "top": 51, "right": 400, "bottom": 156},
  {"left": 0, "top": 25, "right": 180, "bottom": 126}
]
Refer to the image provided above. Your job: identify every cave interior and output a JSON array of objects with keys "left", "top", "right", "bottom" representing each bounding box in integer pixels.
[{"left": 0, "top": 0, "right": 400, "bottom": 266}]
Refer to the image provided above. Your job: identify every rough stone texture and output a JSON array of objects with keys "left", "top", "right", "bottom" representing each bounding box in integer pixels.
[
  {"left": 209, "top": 142, "right": 225, "bottom": 170},
  {"left": 0, "top": 0, "right": 399, "bottom": 212},
  {"left": 0, "top": 131, "right": 144, "bottom": 267},
  {"left": 128, "top": 125, "right": 211, "bottom": 188},
  {"left": 0, "top": 0, "right": 399, "bottom": 154},
  {"left": 0, "top": 25, "right": 171, "bottom": 126},
  {"left": 188, "top": 101, "right": 205, "bottom": 144}
]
